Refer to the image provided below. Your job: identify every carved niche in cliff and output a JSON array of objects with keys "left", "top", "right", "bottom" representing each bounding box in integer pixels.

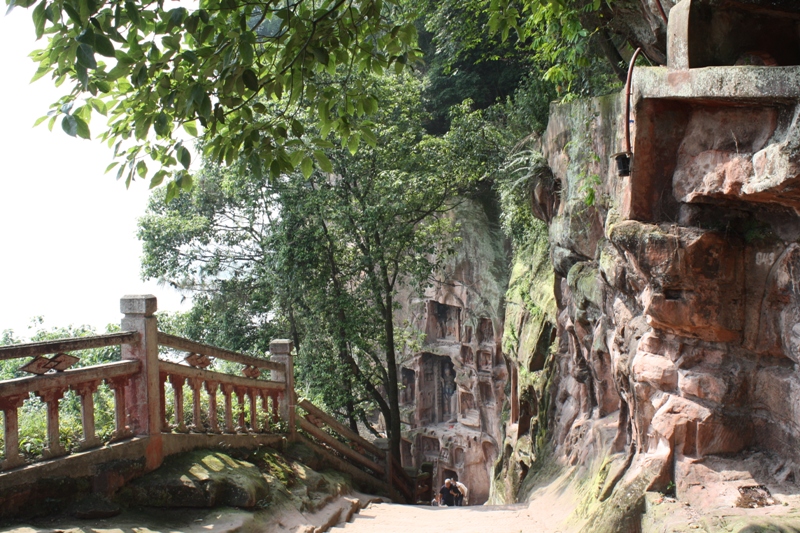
[
  {"left": 426, "top": 301, "right": 461, "bottom": 342},
  {"left": 416, "top": 353, "right": 457, "bottom": 425},
  {"left": 400, "top": 367, "right": 416, "bottom": 405}
]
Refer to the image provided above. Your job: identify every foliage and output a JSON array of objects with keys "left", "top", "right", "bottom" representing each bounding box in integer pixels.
[
  {"left": 12, "top": 0, "right": 422, "bottom": 194},
  {"left": 487, "top": 0, "right": 624, "bottom": 99},
  {"left": 138, "top": 72, "right": 488, "bottom": 457}
]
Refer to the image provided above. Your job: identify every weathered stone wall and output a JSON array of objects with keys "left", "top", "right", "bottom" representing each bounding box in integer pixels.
[{"left": 495, "top": 1, "right": 800, "bottom": 522}]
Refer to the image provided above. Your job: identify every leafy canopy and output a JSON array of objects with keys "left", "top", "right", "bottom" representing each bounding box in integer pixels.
[{"left": 14, "top": 0, "right": 421, "bottom": 196}]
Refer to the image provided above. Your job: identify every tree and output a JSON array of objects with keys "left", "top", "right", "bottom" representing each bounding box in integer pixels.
[
  {"left": 13, "top": 0, "right": 422, "bottom": 195},
  {"left": 139, "top": 72, "right": 488, "bottom": 459}
]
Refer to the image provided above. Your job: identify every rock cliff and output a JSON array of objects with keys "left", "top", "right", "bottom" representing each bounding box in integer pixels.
[{"left": 492, "top": 0, "right": 800, "bottom": 529}]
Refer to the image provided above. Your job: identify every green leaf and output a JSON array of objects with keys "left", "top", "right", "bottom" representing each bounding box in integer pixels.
[
  {"left": 76, "top": 43, "right": 97, "bottom": 69},
  {"left": 89, "top": 98, "right": 108, "bottom": 115},
  {"left": 167, "top": 7, "right": 185, "bottom": 30},
  {"left": 93, "top": 33, "right": 115, "bottom": 57},
  {"left": 300, "top": 156, "right": 313, "bottom": 178},
  {"left": 347, "top": 134, "right": 360, "bottom": 155},
  {"left": 61, "top": 115, "right": 77, "bottom": 136},
  {"left": 149, "top": 169, "right": 167, "bottom": 188},
  {"left": 165, "top": 181, "right": 177, "bottom": 202},
  {"left": 154, "top": 112, "right": 169, "bottom": 135},
  {"left": 314, "top": 150, "right": 333, "bottom": 173},
  {"left": 74, "top": 115, "right": 90, "bottom": 139},
  {"left": 183, "top": 120, "right": 198, "bottom": 137},
  {"left": 125, "top": 1, "right": 139, "bottom": 25},
  {"left": 32, "top": 0, "right": 47, "bottom": 39},
  {"left": 240, "top": 41, "right": 253, "bottom": 65},
  {"left": 310, "top": 45, "right": 329, "bottom": 66},
  {"left": 105, "top": 161, "right": 119, "bottom": 173},
  {"left": 30, "top": 65, "right": 49, "bottom": 83},
  {"left": 290, "top": 119, "right": 304, "bottom": 138},
  {"left": 33, "top": 115, "right": 49, "bottom": 127},
  {"left": 361, "top": 127, "right": 377, "bottom": 148},
  {"left": 177, "top": 145, "right": 191, "bottom": 169},
  {"left": 136, "top": 160, "right": 147, "bottom": 178},
  {"left": 241, "top": 69, "right": 259, "bottom": 92}
]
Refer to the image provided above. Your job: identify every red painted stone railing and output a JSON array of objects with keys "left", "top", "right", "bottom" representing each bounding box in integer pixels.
[
  {"left": 0, "top": 295, "right": 289, "bottom": 473},
  {"left": 0, "top": 294, "right": 413, "bottom": 503},
  {"left": 0, "top": 332, "right": 142, "bottom": 469}
]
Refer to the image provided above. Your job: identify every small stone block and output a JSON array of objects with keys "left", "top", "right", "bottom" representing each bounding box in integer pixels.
[
  {"left": 50, "top": 353, "right": 80, "bottom": 371},
  {"left": 20, "top": 356, "right": 55, "bottom": 375},
  {"left": 242, "top": 365, "right": 260, "bottom": 379},
  {"left": 185, "top": 353, "right": 212, "bottom": 369},
  {"left": 120, "top": 295, "right": 158, "bottom": 316},
  {"left": 269, "top": 339, "right": 293, "bottom": 355}
]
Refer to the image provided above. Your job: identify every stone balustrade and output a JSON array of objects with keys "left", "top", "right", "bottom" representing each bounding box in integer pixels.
[{"left": 0, "top": 295, "right": 289, "bottom": 474}]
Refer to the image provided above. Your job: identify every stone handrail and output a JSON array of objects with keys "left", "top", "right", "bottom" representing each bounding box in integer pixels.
[
  {"left": 296, "top": 398, "right": 415, "bottom": 503},
  {"left": 157, "top": 332, "right": 285, "bottom": 372},
  {"left": 0, "top": 331, "right": 139, "bottom": 361}
]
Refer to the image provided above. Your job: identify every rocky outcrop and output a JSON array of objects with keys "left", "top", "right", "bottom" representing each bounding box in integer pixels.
[{"left": 495, "top": 0, "right": 800, "bottom": 528}]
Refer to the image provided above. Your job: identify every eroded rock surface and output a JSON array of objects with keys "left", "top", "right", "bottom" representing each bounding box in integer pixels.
[{"left": 493, "top": 2, "right": 800, "bottom": 529}]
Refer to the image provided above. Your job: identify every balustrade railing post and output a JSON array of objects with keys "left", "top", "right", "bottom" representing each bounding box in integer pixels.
[
  {"left": 375, "top": 438, "right": 394, "bottom": 494},
  {"left": 109, "top": 377, "right": 133, "bottom": 441},
  {"left": 0, "top": 396, "right": 26, "bottom": 470},
  {"left": 205, "top": 381, "right": 220, "bottom": 433},
  {"left": 38, "top": 388, "right": 67, "bottom": 459},
  {"left": 75, "top": 381, "right": 102, "bottom": 450},
  {"left": 235, "top": 387, "right": 247, "bottom": 434},
  {"left": 120, "top": 294, "right": 162, "bottom": 470},
  {"left": 170, "top": 375, "right": 188, "bottom": 433},
  {"left": 189, "top": 377, "right": 204, "bottom": 433},
  {"left": 221, "top": 384, "right": 235, "bottom": 434},
  {"left": 248, "top": 389, "right": 258, "bottom": 432},
  {"left": 269, "top": 339, "right": 295, "bottom": 441}
]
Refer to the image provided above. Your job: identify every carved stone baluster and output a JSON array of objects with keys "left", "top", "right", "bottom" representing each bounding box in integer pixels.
[
  {"left": 260, "top": 392, "right": 270, "bottom": 433},
  {"left": 221, "top": 384, "right": 235, "bottom": 434},
  {"left": 37, "top": 388, "right": 67, "bottom": 459},
  {"left": 235, "top": 387, "right": 247, "bottom": 434},
  {"left": 171, "top": 375, "right": 188, "bottom": 433},
  {"left": 248, "top": 389, "right": 258, "bottom": 432},
  {"left": 74, "top": 381, "right": 102, "bottom": 450},
  {"left": 271, "top": 392, "right": 280, "bottom": 425},
  {"left": 272, "top": 392, "right": 283, "bottom": 424},
  {"left": 205, "top": 381, "right": 220, "bottom": 433},
  {"left": 0, "top": 396, "right": 26, "bottom": 470},
  {"left": 159, "top": 373, "right": 170, "bottom": 432},
  {"left": 189, "top": 377, "right": 205, "bottom": 433},
  {"left": 108, "top": 377, "right": 133, "bottom": 441}
]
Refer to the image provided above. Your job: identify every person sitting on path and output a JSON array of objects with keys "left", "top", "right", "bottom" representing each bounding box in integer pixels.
[{"left": 438, "top": 478, "right": 461, "bottom": 507}]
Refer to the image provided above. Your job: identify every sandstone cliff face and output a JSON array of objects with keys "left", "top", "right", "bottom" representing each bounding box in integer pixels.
[
  {"left": 396, "top": 199, "right": 510, "bottom": 505},
  {"left": 494, "top": 0, "right": 800, "bottom": 524}
]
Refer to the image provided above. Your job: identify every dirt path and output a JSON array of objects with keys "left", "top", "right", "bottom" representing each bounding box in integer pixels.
[
  {"left": 334, "top": 500, "right": 580, "bottom": 533},
  {"left": 334, "top": 468, "right": 588, "bottom": 533}
]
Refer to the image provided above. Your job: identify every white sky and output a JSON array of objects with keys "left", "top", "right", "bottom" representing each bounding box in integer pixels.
[{"left": 0, "top": 8, "right": 188, "bottom": 337}]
